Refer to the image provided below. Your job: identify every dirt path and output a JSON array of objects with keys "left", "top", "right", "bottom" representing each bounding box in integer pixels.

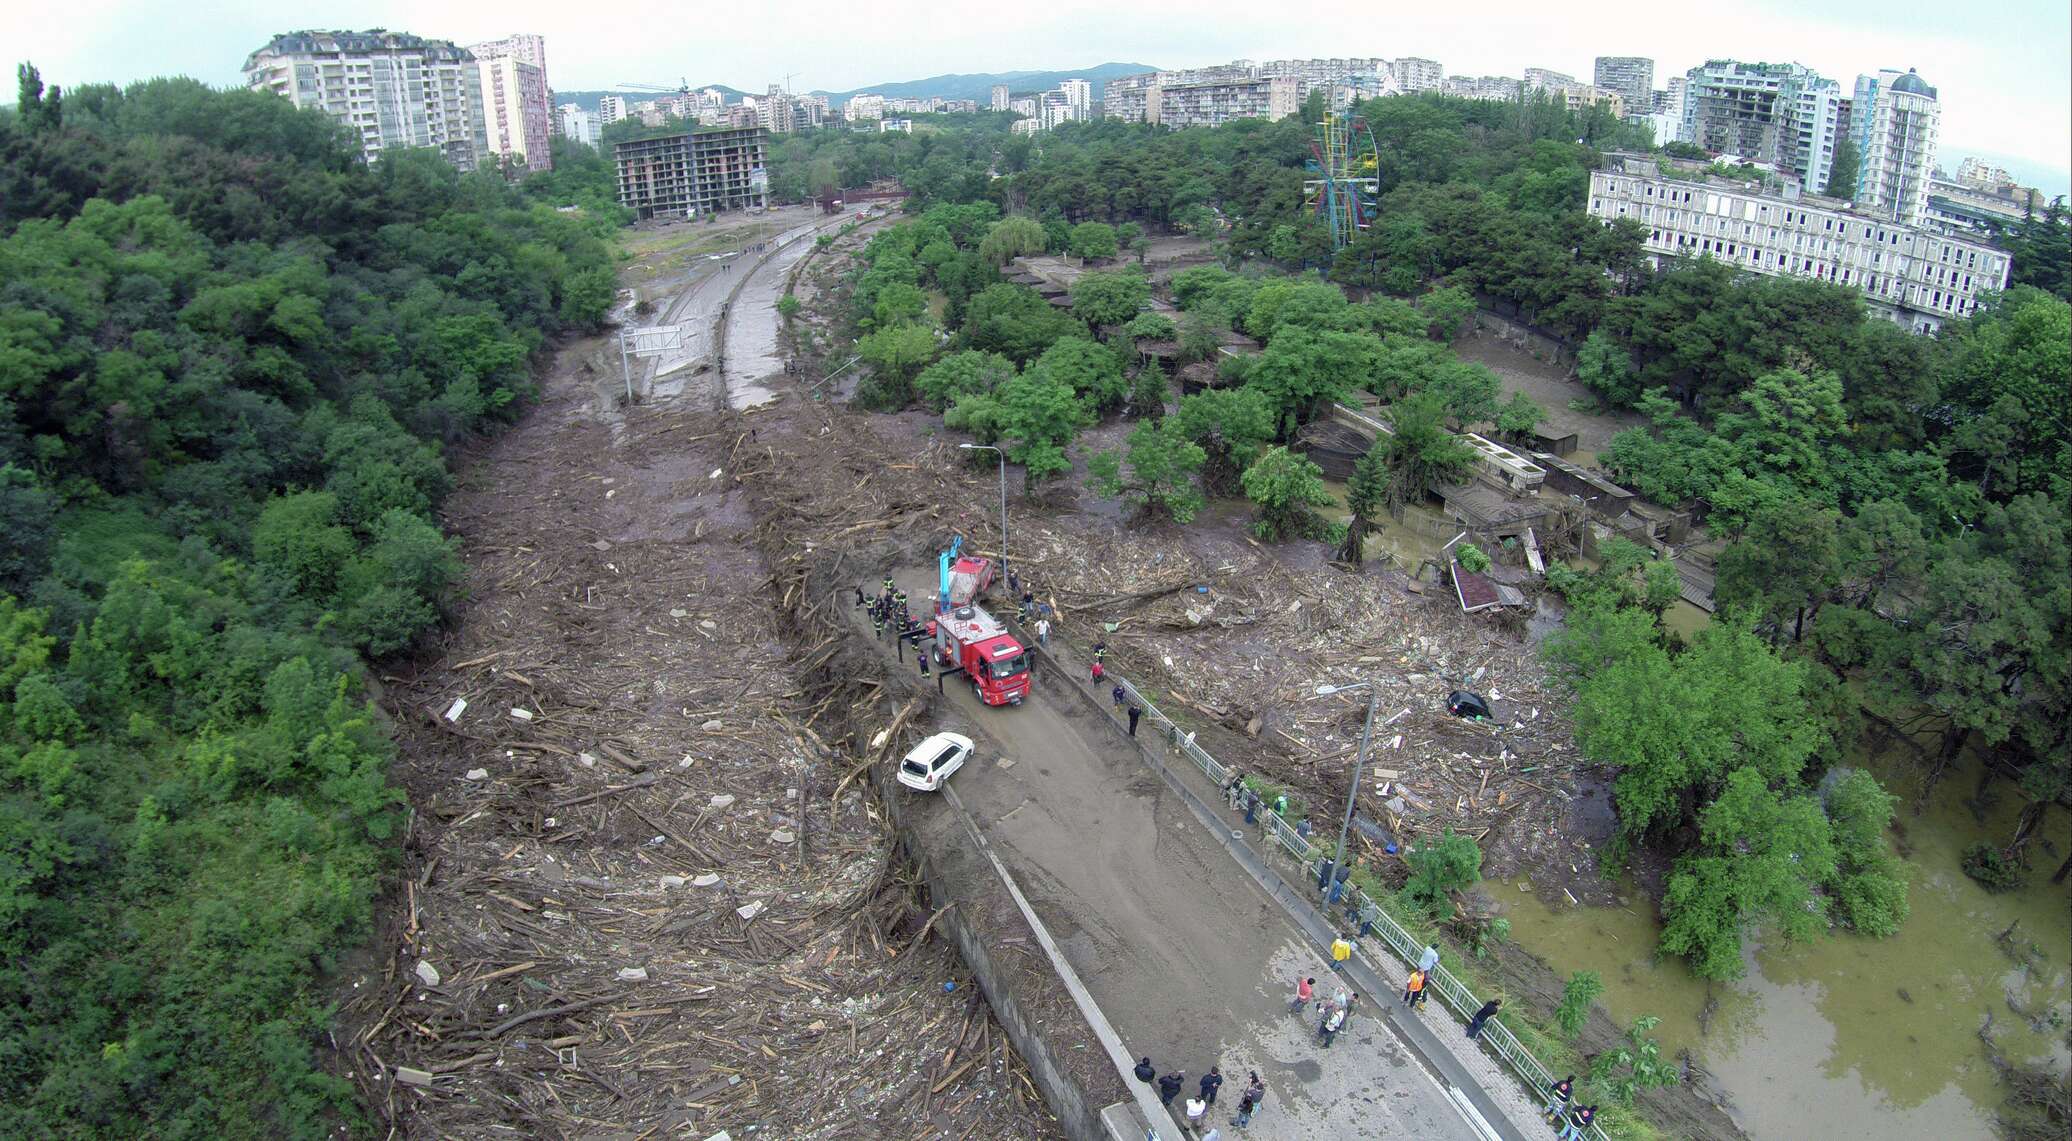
[{"left": 327, "top": 224, "right": 1063, "bottom": 1140}]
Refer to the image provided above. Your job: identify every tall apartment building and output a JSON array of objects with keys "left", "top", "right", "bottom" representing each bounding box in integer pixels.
[
  {"left": 1851, "top": 69, "right": 1940, "bottom": 225},
  {"left": 598, "top": 94, "right": 629, "bottom": 125},
  {"left": 1444, "top": 75, "right": 1522, "bottom": 102},
  {"left": 1059, "top": 78, "right": 1091, "bottom": 118},
  {"left": 1153, "top": 76, "right": 1299, "bottom": 128},
  {"left": 1593, "top": 57, "right": 1653, "bottom": 117},
  {"left": 990, "top": 84, "right": 1011, "bottom": 112},
  {"left": 1681, "top": 60, "right": 1840, "bottom": 188},
  {"left": 244, "top": 30, "right": 488, "bottom": 170},
  {"left": 1390, "top": 58, "right": 1444, "bottom": 92},
  {"left": 558, "top": 104, "right": 599, "bottom": 146},
  {"left": 1257, "top": 57, "right": 1387, "bottom": 92},
  {"left": 844, "top": 94, "right": 885, "bottom": 121},
  {"left": 1587, "top": 154, "right": 2006, "bottom": 333},
  {"left": 1523, "top": 67, "right": 1576, "bottom": 91},
  {"left": 465, "top": 33, "right": 546, "bottom": 76},
  {"left": 471, "top": 51, "right": 553, "bottom": 172},
  {"left": 1551, "top": 84, "right": 1625, "bottom": 118},
  {"left": 614, "top": 126, "right": 769, "bottom": 220},
  {"left": 758, "top": 86, "right": 799, "bottom": 134}
]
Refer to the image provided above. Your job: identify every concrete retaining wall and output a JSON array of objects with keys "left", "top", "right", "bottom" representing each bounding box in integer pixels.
[{"left": 867, "top": 709, "right": 1120, "bottom": 1141}]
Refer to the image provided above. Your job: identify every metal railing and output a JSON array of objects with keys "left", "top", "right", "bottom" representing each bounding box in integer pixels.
[{"left": 1113, "top": 676, "right": 1607, "bottom": 1141}]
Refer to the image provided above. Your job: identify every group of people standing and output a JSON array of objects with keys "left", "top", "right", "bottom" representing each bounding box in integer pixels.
[
  {"left": 1135, "top": 1058, "right": 1266, "bottom": 1134},
  {"left": 1289, "top": 977, "right": 1361, "bottom": 1048},
  {"left": 1540, "top": 1074, "right": 1599, "bottom": 1139}
]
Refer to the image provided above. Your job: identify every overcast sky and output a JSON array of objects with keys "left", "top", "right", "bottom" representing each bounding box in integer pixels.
[{"left": 9, "top": 0, "right": 2068, "bottom": 193}]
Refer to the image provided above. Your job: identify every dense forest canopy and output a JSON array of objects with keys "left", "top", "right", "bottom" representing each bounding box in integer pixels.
[{"left": 1, "top": 65, "right": 612, "bottom": 1137}]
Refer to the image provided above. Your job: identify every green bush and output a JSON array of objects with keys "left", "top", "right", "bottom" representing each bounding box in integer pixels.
[{"left": 1961, "top": 842, "right": 2026, "bottom": 893}]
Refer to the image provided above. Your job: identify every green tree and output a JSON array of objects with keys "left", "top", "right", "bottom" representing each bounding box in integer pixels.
[
  {"left": 869, "top": 281, "right": 929, "bottom": 329},
  {"left": 964, "top": 282, "right": 1084, "bottom": 363},
  {"left": 1554, "top": 970, "right": 1604, "bottom": 1039},
  {"left": 1025, "top": 336, "right": 1126, "bottom": 412},
  {"left": 1070, "top": 268, "right": 1150, "bottom": 328},
  {"left": 1494, "top": 391, "right": 1546, "bottom": 438},
  {"left": 854, "top": 323, "right": 941, "bottom": 409},
  {"left": 1123, "top": 312, "right": 1176, "bottom": 342},
  {"left": 1659, "top": 767, "right": 1837, "bottom": 978},
  {"left": 914, "top": 350, "right": 1015, "bottom": 412},
  {"left": 1823, "top": 137, "right": 1860, "bottom": 198},
  {"left": 1378, "top": 392, "right": 1476, "bottom": 516},
  {"left": 1715, "top": 502, "right": 1842, "bottom": 642},
  {"left": 1240, "top": 445, "right": 1333, "bottom": 541},
  {"left": 945, "top": 371, "right": 1092, "bottom": 482},
  {"left": 1402, "top": 830, "right": 1483, "bottom": 912},
  {"left": 1248, "top": 326, "right": 1386, "bottom": 433},
  {"left": 1824, "top": 769, "right": 1911, "bottom": 937},
  {"left": 978, "top": 215, "right": 1048, "bottom": 265},
  {"left": 1415, "top": 284, "right": 1478, "bottom": 340},
  {"left": 775, "top": 293, "right": 801, "bottom": 321},
  {"left": 1545, "top": 610, "right": 1831, "bottom": 862},
  {"left": 1088, "top": 419, "right": 1207, "bottom": 522},
  {"left": 1341, "top": 444, "right": 1387, "bottom": 565},
  {"left": 1130, "top": 360, "right": 1170, "bottom": 418},
  {"left": 252, "top": 491, "right": 354, "bottom": 598},
  {"left": 1173, "top": 387, "right": 1277, "bottom": 496},
  {"left": 1067, "top": 220, "right": 1119, "bottom": 261},
  {"left": 1576, "top": 329, "right": 1642, "bottom": 407}
]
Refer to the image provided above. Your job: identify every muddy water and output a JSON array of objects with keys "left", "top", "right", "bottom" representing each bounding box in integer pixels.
[
  {"left": 1496, "top": 748, "right": 2072, "bottom": 1140},
  {"left": 1317, "top": 478, "right": 1462, "bottom": 575}
]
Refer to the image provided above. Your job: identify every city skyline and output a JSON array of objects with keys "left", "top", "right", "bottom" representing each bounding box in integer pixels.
[{"left": 6, "top": 0, "right": 2068, "bottom": 194}]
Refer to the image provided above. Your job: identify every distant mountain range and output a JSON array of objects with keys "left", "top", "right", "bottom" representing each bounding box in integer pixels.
[{"left": 553, "top": 63, "right": 1157, "bottom": 113}]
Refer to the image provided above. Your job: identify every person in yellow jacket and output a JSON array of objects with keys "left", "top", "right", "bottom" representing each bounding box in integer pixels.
[{"left": 1329, "top": 934, "right": 1353, "bottom": 971}]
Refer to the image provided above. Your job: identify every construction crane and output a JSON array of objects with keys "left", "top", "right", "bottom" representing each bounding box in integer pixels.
[{"left": 620, "top": 78, "right": 691, "bottom": 95}]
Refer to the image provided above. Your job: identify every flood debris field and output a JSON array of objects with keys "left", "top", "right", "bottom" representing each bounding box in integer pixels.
[{"left": 330, "top": 285, "right": 1065, "bottom": 1138}]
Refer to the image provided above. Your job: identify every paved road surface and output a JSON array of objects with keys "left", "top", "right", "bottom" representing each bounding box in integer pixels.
[{"left": 870, "top": 575, "right": 1480, "bottom": 1141}]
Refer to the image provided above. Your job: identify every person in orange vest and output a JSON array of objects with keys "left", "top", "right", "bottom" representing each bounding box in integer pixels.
[{"left": 1402, "top": 969, "right": 1427, "bottom": 1009}]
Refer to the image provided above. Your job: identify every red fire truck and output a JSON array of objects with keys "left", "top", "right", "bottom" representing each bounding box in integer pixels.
[{"left": 930, "top": 603, "right": 1030, "bottom": 706}]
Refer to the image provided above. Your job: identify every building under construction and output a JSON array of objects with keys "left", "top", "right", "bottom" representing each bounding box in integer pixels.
[{"left": 614, "top": 126, "right": 769, "bottom": 220}]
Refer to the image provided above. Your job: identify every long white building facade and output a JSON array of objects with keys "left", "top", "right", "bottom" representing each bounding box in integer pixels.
[{"left": 1587, "top": 156, "right": 2009, "bottom": 334}]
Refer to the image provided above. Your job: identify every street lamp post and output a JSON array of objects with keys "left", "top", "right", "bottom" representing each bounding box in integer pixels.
[
  {"left": 958, "top": 444, "right": 1008, "bottom": 584},
  {"left": 1314, "top": 681, "right": 1380, "bottom": 904}
]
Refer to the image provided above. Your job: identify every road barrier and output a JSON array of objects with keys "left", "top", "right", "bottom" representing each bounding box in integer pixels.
[{"left": 1113, "top": 676, "right": 1611, "bottom": 1141}]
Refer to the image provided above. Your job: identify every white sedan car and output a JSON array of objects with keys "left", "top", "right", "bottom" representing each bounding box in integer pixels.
[{"left": 897, "top": 732, "right": 974, "bottom": 792}]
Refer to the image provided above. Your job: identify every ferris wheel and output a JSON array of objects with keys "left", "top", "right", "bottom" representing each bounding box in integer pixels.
[{"left": 1304, "top": 111, "right": 1381, "bottom": 253}]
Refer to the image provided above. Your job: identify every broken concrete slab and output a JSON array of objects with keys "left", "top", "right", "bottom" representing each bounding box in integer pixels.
[
  {"left": 415, "top": 961, "right": 441, "bottom": 987},
  {"left": 464, "top": 768, "right": 489, "bottom": 781},
  {"left": 617, "top": 967, "right": 649, "bottom": 982},
  {"left": 693, "top": 873, "right": 723, "bottom": 888}
]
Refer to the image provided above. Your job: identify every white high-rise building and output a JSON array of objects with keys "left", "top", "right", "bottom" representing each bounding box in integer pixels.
[
  {"left": 845, "top": 94, "right": 885, "bottom": 121},
  {"left": 1851, "top": 69, "right": 1940, "bottom": 225},
  {"left": 1059, "top": 78, "right": 1092, "bottom": 118},
  {"left": 990, "top": 84, "right": 1011, "bottom": 112},
  {"left": 244, "top": 29, "right": 488, "bottom": 171},
  {"left": 470, "top": 48, "right": 553, "bottom": 173},
  {"left": 1523, "top": 67, "right": 1576, "bottom": 91},
  {"left": 1391, "top": 58, "right": 1444, "bottom": 92},
  {"left": 598, "top": 94, "right": 629, "bottom": 125},
  {"left": 558, "top": 104, "right": 599, "bottom": 146}
]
